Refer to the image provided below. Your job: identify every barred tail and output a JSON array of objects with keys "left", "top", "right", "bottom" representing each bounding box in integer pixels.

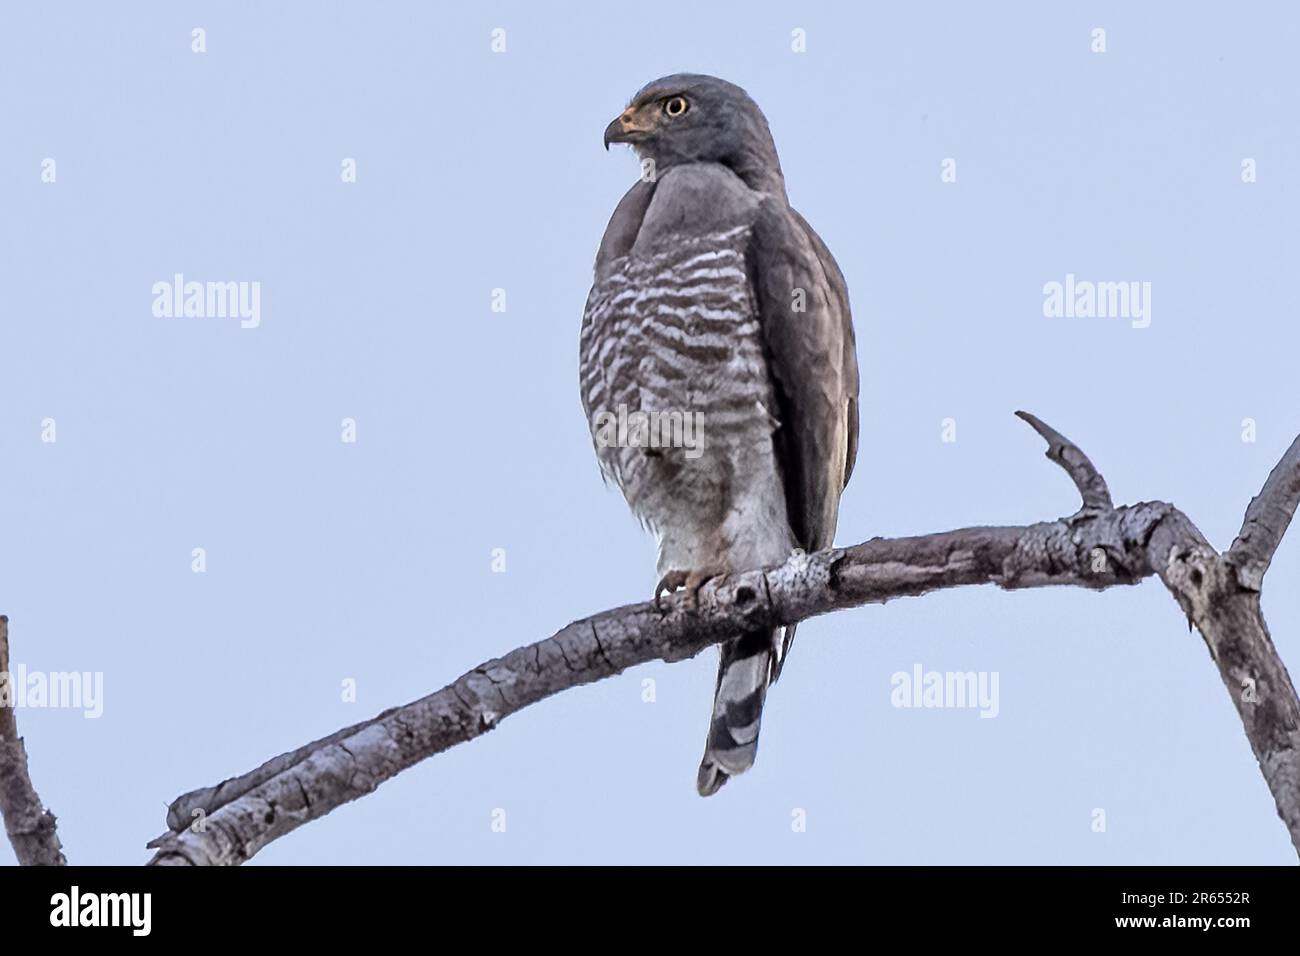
[{"left": 696, "top": 629, "right": 777, "bottom": 796}]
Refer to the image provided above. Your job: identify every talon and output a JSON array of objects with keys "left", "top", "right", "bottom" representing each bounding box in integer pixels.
[
  {"left": 654, "top": 567, "right": 725, "bottom": 609},
  {"left": 654, "top": 570, "right": 688, "bottom": 609},
  {"left": 683, "top": 568, "right": 723, "bottom": 608}
]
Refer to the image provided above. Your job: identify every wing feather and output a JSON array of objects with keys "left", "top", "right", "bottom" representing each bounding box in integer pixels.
[{"left": 748, "top": 199, "right": 858, "bottom": 554}]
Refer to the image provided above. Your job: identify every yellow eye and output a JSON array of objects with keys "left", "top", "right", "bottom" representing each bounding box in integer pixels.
[{"left": 663, "top": 96, "right": 689, "bottom": 118}]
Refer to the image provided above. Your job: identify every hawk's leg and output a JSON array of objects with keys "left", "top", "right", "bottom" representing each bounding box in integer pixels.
[{"left": 654, "top": 566, "right": 726, "bottom": 610}]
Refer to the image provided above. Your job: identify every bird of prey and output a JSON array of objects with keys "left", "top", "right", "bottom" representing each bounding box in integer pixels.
[{"left": 579, "top": 74, "right": 859, "bottom": 795}]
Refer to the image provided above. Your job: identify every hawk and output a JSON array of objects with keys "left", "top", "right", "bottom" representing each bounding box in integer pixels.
[{"left": 579, "top": 74, "right": 859, "bottom": 795}]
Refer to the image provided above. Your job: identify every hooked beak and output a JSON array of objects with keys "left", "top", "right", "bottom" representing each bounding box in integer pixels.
[{"left": 603, "top": 107, "right": 652, "bottom": 150}]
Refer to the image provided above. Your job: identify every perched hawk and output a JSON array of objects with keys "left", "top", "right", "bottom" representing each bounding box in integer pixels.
[{"left": 579, "top": 74, "right": 859, "bottom": 795}]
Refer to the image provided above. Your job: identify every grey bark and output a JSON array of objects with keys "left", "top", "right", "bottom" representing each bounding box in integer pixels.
[
  {"left": 0, "top": 616, "right": 67, "bottom": 866},
  {"left": 138, "top": 413, "right": 1300, "bottom": 865}
]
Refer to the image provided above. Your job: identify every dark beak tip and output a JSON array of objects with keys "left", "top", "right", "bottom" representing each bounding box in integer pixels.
[{"left": 603, "top": 116, "right": 631, "bottom": 152}]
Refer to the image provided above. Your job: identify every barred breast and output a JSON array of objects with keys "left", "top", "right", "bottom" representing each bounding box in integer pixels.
[{"left": 579, "top": 226, "right": 792, "bottom": 574}]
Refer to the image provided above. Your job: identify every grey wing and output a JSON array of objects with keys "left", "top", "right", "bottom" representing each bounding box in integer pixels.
[
  {"left": 749, "top": 199, "right": 858, "bottom": 555},
  {"left": 790, "top": 209, "right": 859, "bottom": 489},
  {"left": 593, "top": 180, "right": 656, "bottom": 279}
]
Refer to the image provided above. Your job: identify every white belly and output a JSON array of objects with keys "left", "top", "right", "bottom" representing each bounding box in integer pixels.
[{"left": 580, "top": 227, "right": 795, "bottom": 575}]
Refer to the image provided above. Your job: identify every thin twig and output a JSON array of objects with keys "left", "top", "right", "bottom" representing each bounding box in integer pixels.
[{"left": 1015, "top": 410, "right": 1113, "bottom": 511}]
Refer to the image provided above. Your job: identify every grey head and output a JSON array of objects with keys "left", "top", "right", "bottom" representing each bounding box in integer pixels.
[{"left": 603, "top": 73, "right": 786, "bottom": 196}]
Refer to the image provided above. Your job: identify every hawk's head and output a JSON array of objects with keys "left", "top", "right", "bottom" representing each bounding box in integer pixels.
[{"left": 604, "top": 74, "right": 783, "bottom": 189}]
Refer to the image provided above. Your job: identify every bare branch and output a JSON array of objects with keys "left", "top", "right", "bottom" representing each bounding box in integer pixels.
[
  {"left": 146, "top": 414, "right": 1300, "bottom": 864},
  {"left": 1227, "top": 433, "right": 1300, "bottom": 590},
  {"left": 157, "top": 709, "right": 399, "bottom": 837},
  {"left": 0, "top": 616, "right": 67, "bottom": 866}
]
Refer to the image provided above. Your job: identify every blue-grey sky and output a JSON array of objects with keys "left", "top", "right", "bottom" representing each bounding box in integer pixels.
[{"left": 1, "top": 2, "right": 1297, "bottom": 864}]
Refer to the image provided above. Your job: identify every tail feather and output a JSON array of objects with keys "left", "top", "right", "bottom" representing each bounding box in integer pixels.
[
  {"left": 770, "top": 622, "right": 797, "bottom": 683},
  {"left": 697, "top": 629, "right": 777, "bottom": 796}
]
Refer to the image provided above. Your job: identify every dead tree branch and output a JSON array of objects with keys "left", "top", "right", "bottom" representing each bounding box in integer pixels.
[
  {"left": 138, "top": 413, "right": 1300, "bottom": 865},
  {"left": 0, "top": 616, "right": 67, "bottom": 866}
]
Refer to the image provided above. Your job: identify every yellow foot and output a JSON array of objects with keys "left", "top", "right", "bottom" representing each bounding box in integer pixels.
[{"left": 654, "top": 566, "right": 725, "bottom": 610}]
